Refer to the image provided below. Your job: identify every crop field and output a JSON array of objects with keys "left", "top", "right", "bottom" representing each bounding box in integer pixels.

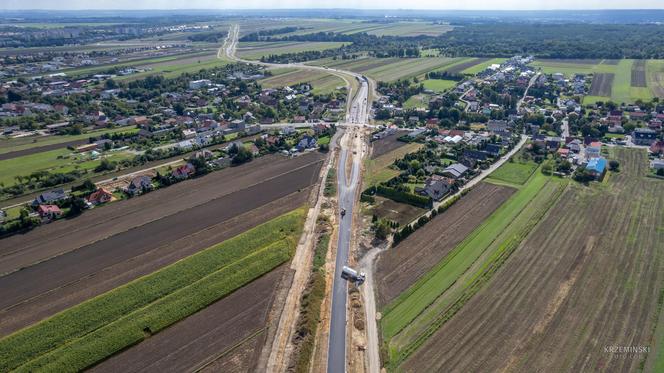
[
  {"left": 532, "top": 59, "right": 664, "bottom": 103},
  {"left": 402, "top": 148, "right": 664, "bottom": 373},
  {"left": 381, "top": 169, "right": 569, "bottom": 368},
  {"left": 0, "top": 148, "right": 133, "bottom": 187},
  {"left": 370, "top": 131, "right": 409, "bottom": 159},
  {"left": 259, "top": 68, "right": 345, "bottom": 94},
  {"left": 486, "top": 160, "right": 538, "bottom": 185},
  {"left": 308, "top": 57, "right": 465, "bottom": 82},
  {"left": 632, "top": 60, "right": 648, "bottom": 87},
  {"left": 92, "top": 266, "right": 283, "bottom": 373},
  {"left": 237, "top": 41, "right": 347, "bottom": 60},
  {"left": 0, "top": 126, "right": 138, "bottom": 158},
  {"left": 0, "top": 208, "right": 306, "bottom": 372},
  {"left": 589, "top": 73, "right": 615, "bottom": 97},
  {"left": 0, "top": 153, "right": 324, "bottom": 335},
  {"left": 648, "top": 59, "right": 664, "bottom": 97},
  {"left": 460, "top": 57, "right": 506, "bottom": 75},
  {"left": 375, "top": 182, "right": 516, "bottom": 307},
  {"left": 364, "top": 141, "right": 422, "bottom": 188},
  {"left": 58, "top": 50, "right": 218, "bottom": 78},
  {"left": 422, "top": 79, "right": 457, "bottom": 92},
  {"left": 365, "top": 22, "right": 453, "bottom": 37}
]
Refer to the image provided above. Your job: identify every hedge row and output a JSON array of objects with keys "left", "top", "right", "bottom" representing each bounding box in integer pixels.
[{"left": 375, "top": 185, "right": 431, "bottom": 209}]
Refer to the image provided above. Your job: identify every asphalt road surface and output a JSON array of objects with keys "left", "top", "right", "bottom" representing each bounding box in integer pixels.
[{"left": 327, "top": 143, "right": 362, "bottom": 373}]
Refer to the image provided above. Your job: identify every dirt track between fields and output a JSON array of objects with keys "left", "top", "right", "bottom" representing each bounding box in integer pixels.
[
  {"left": 376, "top": 182, "right": 515, "bottom": 307},
  {"left": 90, "top": 265, "right": 286, "bottom": 373},
  {"left": 403, "top": 149, "right": 664, "bottom": 372},
  {"left": 0, "top": 153, "right": 324, "bottom": 336}
]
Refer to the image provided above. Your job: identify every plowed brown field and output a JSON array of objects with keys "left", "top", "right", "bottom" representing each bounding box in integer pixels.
[
  {"left": 403, "top": 148, "right": 664, "bottom": 372},
  {"left": 375, "top": 182, "right": 515, "bottom": 307},
  {"left": 0, "top": 153, "right": 324, "bottom": 336}
]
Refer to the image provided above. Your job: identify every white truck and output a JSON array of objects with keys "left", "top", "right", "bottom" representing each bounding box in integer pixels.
[{"left": 341, "top": 265, "right": 366, "bottom": 285}]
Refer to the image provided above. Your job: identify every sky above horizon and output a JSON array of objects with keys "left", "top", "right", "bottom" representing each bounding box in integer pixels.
[{"left": 2, "top": 0, "right": 663, "bottom": 11}]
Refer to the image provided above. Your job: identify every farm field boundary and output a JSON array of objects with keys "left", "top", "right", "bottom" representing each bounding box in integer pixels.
[
  {"left": 0, "top": 208, "right": 306, "bottom": 372},
  {"left": 381, "top": 169, "right": 568, "bottom": 365},
  {"left": 401, "top": 148, "right": 664, "bottom": 372},
  {"left": 391, "top": 175, "right": 567, "bottom": 368}
]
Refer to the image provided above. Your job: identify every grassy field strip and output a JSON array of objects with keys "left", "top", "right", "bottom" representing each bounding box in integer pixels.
[
  {"left": 362, "top": 57, "right": 458, "bottom": 82},
  {"left": 259, "top": 69, "right": 345, "bottom": 94},
  {"left": 0, "top": 127, "right": 138, "bottom": 155},
  {"left": 237, "top": 42, "right": 348, "bottom": 60},
  {"left": 461, "top": 58, "right": 507, "bottom": 75},
  {"left": 0, "top": 148, "right": 133, "bottom": 186},
  {"left": 363, "top": 143, "right": 423, "bottom": 189},
  {"left": 532, "top": 58, "right": 664, "bottom": 103},
  {"left": 431, "top": 57, "right": 476, "bottom": 73},
  {"left": 380, "top": 171, "right": 550, "bottom": 339},
  {"left": 486, "top": 161, "right": 538, "bottom": 186},
  {"left": 389, "top": 177, "right": 568, "bottom": 368},
  {"left": 59, "top": 51, "right": 216, "bottom": 77},
  {"left": 422, "top": 79, "right": 457, "bottom": 92},
  {"left": 0, "top": 208, "right": 306, "bottom": 372}
]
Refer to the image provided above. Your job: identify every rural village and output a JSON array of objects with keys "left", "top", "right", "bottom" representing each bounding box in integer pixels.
[{"left": 0, "top": 10, "right": 663, "bottom": 373}]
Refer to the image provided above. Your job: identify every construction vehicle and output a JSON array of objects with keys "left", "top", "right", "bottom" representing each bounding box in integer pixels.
[{"left": 341, "top": 266, "right": 366, "bottom": 285}]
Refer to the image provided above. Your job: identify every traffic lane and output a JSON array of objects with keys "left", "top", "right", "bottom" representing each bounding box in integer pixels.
[{"left": 329, "top": 149, "right": 352, "bottom": 373}]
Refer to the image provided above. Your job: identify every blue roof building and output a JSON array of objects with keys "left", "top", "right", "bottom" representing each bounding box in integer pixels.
[{"left": 586, "top": 157, "right": 607, "bottom": 178}]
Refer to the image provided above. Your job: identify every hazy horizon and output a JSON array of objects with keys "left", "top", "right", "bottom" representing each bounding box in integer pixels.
[{"left": 1, "top": 0, "right": 663, "bottom": 11}]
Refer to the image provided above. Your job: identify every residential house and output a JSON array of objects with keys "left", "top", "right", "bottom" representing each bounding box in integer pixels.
[
  {"left": 486, "top": 120, "right": 510, "bottom": 133},
  {"left": 442, "top": 163, "right": 469, "bottom": 179},
  {"left": 651, "top": 159, "right": 664, "bottom": 170},
  {"left": 33, "top": 188, "right": 67, "bottom": 206},
  {"left": 37, "top": 204, "right": 62, "bottom": 221},
  {"left": 586, "top": 141, "right": 602, "bottom": 159},
  {"left": 417, "top": 175, "right": 454, "bottom": 201},
  {"left": 87, "top": 188, "right": 113, "bottom": 205},
  {"left": 633, "top": 128, "right": 658, "bottom": 146},
  {"left": 650, "top": 140, "right": 664, "bottom": 155},
  {"left": 126, "top": 175, "right": 153, "bottom": 195},
  {"left": 297, "top": 135, "right": 317, "bottom": 152},
  {"left": 484, "top": 143, "right": 502, "bottom": 156},
  {"left": 172, "top": 163, "right": 196, "bottom": 179},
  {"left": 586, "top": 157, "right": 607, "bottom": 179},
  {"left": 463, "top": 149, "right": 489, "bottom": 161}
]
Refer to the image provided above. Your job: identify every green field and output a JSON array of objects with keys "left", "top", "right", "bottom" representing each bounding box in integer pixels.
[
  {"left": 403, "top": 94, "right": 431, "bottom": 109},
  {"left": 0, "top": 127, "right": 138, "bottom": 155},
  {"left": 422, "top": 79, "right": 457, "bottom": 92},
  {"left": 461, "top": 58, "right": 507, "bottom": 75},
  {"left": 531, "top": 59, "right": 664, "bottom": 104},
  {"left": 307, "top": 57, "right": 465, "bottom": 82},
  {"left": 487, "top": 161, "right": 538, "bottom": 185},
  {"left": 259, "top": 68, "right": 346, "bottom": 94},
  {"left": 0, "top": 208, "right": 306, "bottom": 372},
  {"left": 0, "top": 148, "right": 133, "bottom": 187},
  {"left": 364, "top": 143, "right": 423, "bottom": 189},
  {"left": 381, "top": 169, "right": 568, "bottom": 367},
  {"left": 237, "top": 41, "right": 348, "bottom": 60}
]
